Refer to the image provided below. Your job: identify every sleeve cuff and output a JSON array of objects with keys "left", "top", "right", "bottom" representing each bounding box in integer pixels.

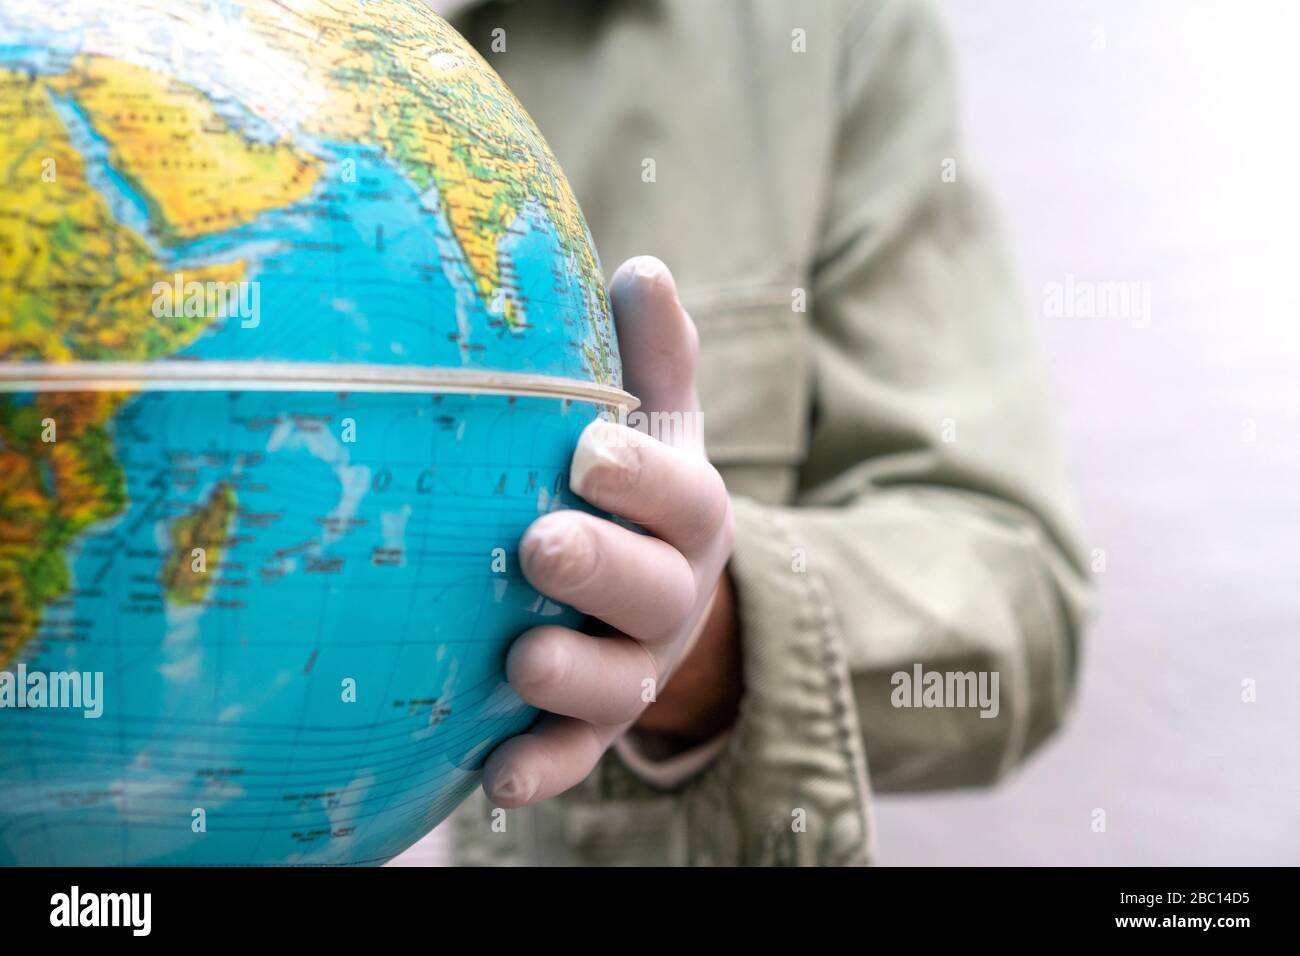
[
  {"left": 613, "top": 727, "right": 734, "bottom": 790},
  {"left": 711, "top": 494, "right": 874, "bottom": 863}
]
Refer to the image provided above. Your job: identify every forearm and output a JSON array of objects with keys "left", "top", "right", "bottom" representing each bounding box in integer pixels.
[{"left": 730, "top": 486, "right": 1089, "bottom": 792}]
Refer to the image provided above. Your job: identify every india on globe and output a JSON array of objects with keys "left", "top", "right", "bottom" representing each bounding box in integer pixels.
[{"left": 0, "top": 0, "right": 630, "bottom": 864}]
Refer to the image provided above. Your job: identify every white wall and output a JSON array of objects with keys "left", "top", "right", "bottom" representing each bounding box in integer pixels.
[{"left": 873, "top": 0, "right": 1300, "bottom": 865}]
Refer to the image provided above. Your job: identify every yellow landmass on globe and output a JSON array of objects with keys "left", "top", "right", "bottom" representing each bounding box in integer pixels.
[
  {"left": 244, "top": 0, "right": 613, "bottom": 378},
  {"left": 46, "top": 56, "right": 323, "bottom": 242},
  {"left": 161, "top": 482, "right": 238, "bottom": 606},
  {"left": 0, "top": 64, "right": 286, "bottom": 667},
  {"left": 3, "top": 1, "right": 613, "bottom": 377},
  {"left": 0, "top": 67, "right": 246, "bottom": 362}
]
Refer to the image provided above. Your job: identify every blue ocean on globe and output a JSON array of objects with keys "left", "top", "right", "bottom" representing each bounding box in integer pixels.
[{"left": 2, "top": 390, "right": 601, "bottom": 865}]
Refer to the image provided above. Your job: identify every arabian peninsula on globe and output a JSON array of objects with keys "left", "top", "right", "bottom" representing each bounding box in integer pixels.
[{"left": 0, "top": 0, "right": 628, "bottom": 864}]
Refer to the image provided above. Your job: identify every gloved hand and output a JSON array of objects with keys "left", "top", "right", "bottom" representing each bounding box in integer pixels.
[{"left": 482, "top": 256, "right": 738, "bottom": 807}]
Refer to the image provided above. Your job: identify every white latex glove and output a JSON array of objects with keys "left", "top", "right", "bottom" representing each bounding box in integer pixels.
[{"left": 482, "top": 256, "right": 735, "bottom": 807}]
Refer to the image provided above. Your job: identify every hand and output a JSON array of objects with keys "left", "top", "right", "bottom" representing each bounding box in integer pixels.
[{"left": 482, "top": 256, "right": 739, "bottom": 808}]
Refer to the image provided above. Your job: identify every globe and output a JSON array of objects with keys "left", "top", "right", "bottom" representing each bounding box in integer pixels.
[{"left": 0, "top": 0, "right": 628, "bottom": 864}]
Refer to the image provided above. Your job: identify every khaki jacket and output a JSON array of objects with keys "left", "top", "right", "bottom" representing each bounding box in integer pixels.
[{"left": 443, "top": 0, "right": 1092, "bottom": 865}]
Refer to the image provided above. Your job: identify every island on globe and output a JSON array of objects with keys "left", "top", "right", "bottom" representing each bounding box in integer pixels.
[{"left": 0, "top": 0, "right": 629, "bottom": 865}]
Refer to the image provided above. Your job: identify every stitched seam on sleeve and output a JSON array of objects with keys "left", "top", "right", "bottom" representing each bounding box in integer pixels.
[{"left": 767, "top": 506, "right": 875, "bottom": 864}]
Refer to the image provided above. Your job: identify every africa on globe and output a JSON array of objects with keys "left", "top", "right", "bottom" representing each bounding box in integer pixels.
[{"left": 0, "top": 0, "right": 628, "bottom": 865}]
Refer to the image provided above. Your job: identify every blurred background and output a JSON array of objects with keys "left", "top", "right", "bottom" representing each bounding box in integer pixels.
[{"left": 872, "top": 0, "right": 1300, "bottom": 865}]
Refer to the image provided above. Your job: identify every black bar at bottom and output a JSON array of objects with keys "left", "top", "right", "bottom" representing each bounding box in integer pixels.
[{"left": 0, "top": 865, "right": 1287, "bottom": 942}]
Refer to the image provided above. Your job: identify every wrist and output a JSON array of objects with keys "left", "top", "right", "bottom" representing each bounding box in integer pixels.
[{"left": 634, "top": 569, "right": 743, "bottom": 744}]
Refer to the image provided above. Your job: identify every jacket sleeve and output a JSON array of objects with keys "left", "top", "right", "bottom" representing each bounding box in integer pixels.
[{"left": 693, "top": 0, "right": 1093, "bottom": 862}]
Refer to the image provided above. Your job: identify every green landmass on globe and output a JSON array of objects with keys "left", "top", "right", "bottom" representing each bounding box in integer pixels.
[{"left": 161, "top": 481, "right": 238, "bottom": 606}]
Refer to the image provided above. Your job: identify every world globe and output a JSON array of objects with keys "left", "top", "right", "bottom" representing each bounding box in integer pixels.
[{"left": 0, "top": 0, "right": 629, "bottom": 864}]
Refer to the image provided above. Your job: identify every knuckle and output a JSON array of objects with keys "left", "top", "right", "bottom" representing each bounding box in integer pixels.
[
  {"left": 673, "top": 576, "right": 700, "bottom": 630},
  {"left": 521, "top": 516, "right": 597, "bottom": 590},
  {"left": 508, "top": 629, "right": 573, "bottom": 697},
  {"left": 687, "top": 463, "right": 731, "bottom": 542}
]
